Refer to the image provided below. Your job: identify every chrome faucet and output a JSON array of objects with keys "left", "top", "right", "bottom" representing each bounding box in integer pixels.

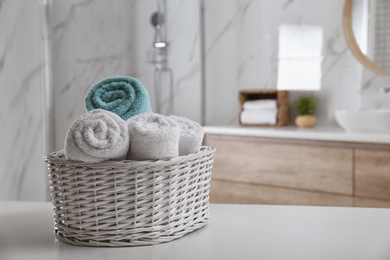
[{"left": 380, "top": 86, "right": 390, "bottom": 94}]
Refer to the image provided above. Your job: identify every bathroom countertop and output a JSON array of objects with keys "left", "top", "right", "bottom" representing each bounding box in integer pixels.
[
  {"left": 1, "top": 201, "right": 390, "bottom": 260},
  {"left": 204, "top": 125, "right": 390, "bottom": 144}
]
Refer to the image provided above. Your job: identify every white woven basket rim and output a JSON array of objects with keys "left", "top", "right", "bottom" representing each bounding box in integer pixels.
[{"left": 44, "top": 146, "right": 216, "bottom": 168}]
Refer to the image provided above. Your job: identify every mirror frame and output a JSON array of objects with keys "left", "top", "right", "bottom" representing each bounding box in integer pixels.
[{"left": 343, "top": 0, "right": 390, "bottom": 76}]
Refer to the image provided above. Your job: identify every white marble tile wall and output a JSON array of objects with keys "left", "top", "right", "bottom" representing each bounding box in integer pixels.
[
  {"left": 0, "top": 0, "right": 46, "bottom": 201},
  {"left": 51, "top": 0, "right": 136, "bottom": 150},
  {"left": 203, "top": 0, "right": 384, "bottom": 127}
]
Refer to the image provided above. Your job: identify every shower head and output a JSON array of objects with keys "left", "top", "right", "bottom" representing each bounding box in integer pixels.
[
  {"left": 150, "top": 12, "right": 164, "bottom": 28},
  {"left": 151, "top": 11, "right": 166, "bottom": 48}
]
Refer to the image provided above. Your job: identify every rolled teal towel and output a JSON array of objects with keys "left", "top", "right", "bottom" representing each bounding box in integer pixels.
[{"left": 85, "top": 76, "right": 153, "bottom": 121}]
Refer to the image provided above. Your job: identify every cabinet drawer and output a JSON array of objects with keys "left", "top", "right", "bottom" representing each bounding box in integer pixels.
[
  {"left": 210, "top": 179, "right": 353, "bottom": 206},
  {"left": 355, "top": 149, "right": 390, "bottom": 200},
  {"left": 206, "top": 134, "right": 353, "bottom": 195},
  {"left": 353, "top": 197, "right": 390, "bottom": 208}
]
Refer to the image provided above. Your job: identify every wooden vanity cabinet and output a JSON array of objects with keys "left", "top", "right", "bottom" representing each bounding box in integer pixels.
[
  {"left": 355, "top": 149, "right": 390, "bottom": 202},
  {"left": 206, "top": 134, "right": 390, "bottom": 208}
]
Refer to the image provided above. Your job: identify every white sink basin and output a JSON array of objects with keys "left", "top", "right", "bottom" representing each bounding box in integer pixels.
[{"left": 335, "top": 109, "right": 390, "bottom": 133}]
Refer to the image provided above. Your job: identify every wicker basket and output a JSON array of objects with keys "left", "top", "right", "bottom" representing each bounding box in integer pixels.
[
  {"left": 44, "top": 146, "right": 216, "bottom": 247},
  {"left": 239, "top": 90, "right": 290, "bottom": 126}
]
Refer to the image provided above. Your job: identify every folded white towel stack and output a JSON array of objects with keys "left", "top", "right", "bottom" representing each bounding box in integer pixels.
[
  {"left": 240, "top": 110, "right": 277, "bottom": 125},
  {"left": 170, "top": 115, "right": 204, "bottom": 156},
  {"left": 240, "top": 99, "right": 278, "bottom": 125},
  {"left": 242, "top": 99, "right": 278, "bottom": 111},
  {"left": 64, "top": 109, "right": 130, "bottom": 163},
  {"left": 127, "top": 113, "right": 180, "bottom": 160}
]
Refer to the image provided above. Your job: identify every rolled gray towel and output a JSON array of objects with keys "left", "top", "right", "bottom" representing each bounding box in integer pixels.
[
  {"left": 170, "top": 115, "right": 204, "bottom": 156},
  {"left": 127, "top": 113, "right": 180, "bottom": 160},
  {"left": 64, "top": 109, "right": 129, "bottom": 163}
]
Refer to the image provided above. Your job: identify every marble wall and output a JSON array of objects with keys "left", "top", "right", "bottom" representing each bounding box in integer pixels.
[
  {"left": 0, "top": 0, "right": 46, "bottom": 201},
  {"left": 51, "top": 0, "right": 135, "bottom": 150},
  {"left": 203, "top": 0, "right": 390, "bottom": 126}
]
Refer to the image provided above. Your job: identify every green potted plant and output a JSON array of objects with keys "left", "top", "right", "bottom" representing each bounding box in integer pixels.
[{"left": 294, "top": 96, "right": 317, "bottom": 128}]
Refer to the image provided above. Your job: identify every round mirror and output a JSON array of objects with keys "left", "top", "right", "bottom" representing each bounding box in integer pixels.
[{"left": 343, "top": 0, "right": 390, "bottom": 75}]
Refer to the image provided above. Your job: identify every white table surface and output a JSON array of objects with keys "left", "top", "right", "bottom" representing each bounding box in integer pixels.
[
  {"left": 204, "top": 125, "right": 390, "bottom": 144},
  {"left": 1, "top": 202, "right": 390, "bottom": 260}
]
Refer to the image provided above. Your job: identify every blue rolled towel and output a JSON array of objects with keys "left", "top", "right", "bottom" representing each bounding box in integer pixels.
[{"left": 85, "top": 76, "right": 153, "bottom": 121}]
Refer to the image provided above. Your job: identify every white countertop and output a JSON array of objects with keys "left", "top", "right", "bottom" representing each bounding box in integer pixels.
[
  {"left": 204, "top": 125, "right": 390, "bottom": 144},
  {"left": 1, "top": 202, "right": 390, "bottom": 260}
]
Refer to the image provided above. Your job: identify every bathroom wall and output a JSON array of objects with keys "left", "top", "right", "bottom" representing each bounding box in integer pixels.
[
  {"left": 51, "top": 0, "right": 135, "bottom": 150},
  {"left": 203, "top": 0, "right": 390, "bottom": 126},
  {"left": 0, "top": 0, "right": 46, "bottom": 201}
]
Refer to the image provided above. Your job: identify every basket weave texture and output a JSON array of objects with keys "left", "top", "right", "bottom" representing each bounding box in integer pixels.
[{"left": 44, "top": 146, "right": 216, "bottom": 247}]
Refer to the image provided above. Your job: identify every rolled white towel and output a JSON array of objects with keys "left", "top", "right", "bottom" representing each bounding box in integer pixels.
[
  {"left": 240, "top": 109, "right": 277, "bottom": 125},
  {"left": 243, "top": 99, "right": 277, "bottom": 111},
  {"left": 170, "top": 115, "right": 204, "bottom": 156},
  {"left": 64, "top": 109, "right": 130, "bottom": 163},
  {"left": 127, "top": 113, "right": 180, "bottom": 160}
]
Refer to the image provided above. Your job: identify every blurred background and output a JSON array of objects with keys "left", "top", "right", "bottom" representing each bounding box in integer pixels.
[{"left": 1, "top": 0, "right": 389, "bottom": 201}]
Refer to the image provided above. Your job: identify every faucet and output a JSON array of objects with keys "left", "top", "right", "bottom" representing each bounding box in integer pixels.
[
  {"left": 380, "top": 86, "right": 390, "bottom": 94},
  {"left": 379, "top": 86, "right": 390, "bottom": 109}
]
